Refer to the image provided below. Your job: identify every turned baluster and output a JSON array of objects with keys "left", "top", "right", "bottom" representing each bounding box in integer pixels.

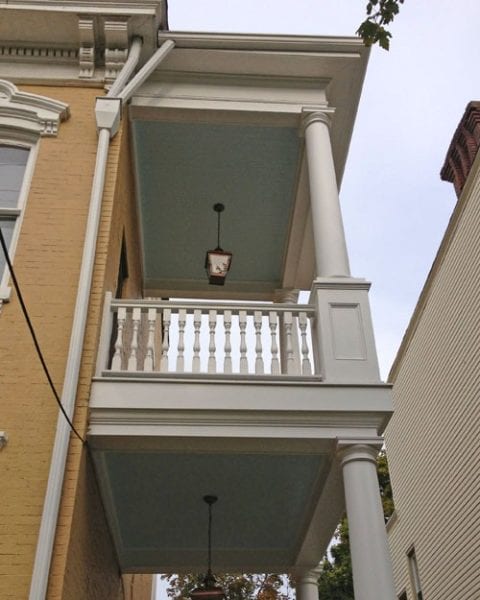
[
  {"left": 127, "top": 307, "right": 141, "bottom": 371},
  {"left": 143, "top": 308, "right": 157, "bottom": 372},
  {"left": 299, "top": 311, "right": 312, "bottom": 375},
  {"left": 269, "top": 311, "right": 280, "bottom": 375},
  {"left": 254, "top": 311, "right": 264, "bottom": 374},
  {"left": 223, "top": 310, "right": 232, "bottom": 374},
  {"left": 192, "top": 309, "right": 202, "bottom": 373},
  {"left": 176, "top": 309, "right": 186, "bottom": 372},
  {"left": 239, "top": 310, "right": 248, "bottom": 374},
  {"left": 208, "top": 310, "right": 217, "bottom": 373},
  {"left": 160, "top": 308, "right": 171, "bottom": 373},
  {"left": 111, "top": 307, "right": 126, "bottom": 370},
  {"left": 283, "top": 311, "right": 295, "bottom": 375}
]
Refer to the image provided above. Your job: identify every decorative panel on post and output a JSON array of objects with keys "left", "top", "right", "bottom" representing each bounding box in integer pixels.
[{"left": 309, "top": 278, "right": 381, "bottom": 383}]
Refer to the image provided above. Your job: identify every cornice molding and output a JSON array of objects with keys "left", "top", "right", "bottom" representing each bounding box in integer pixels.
[{"left": 0, "top": 79, "right": 69, "bottom": 136}]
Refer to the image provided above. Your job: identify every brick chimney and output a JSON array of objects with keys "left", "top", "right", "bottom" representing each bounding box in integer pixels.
[{"left": 440, "top": 101, "right": 480, "bottom": 198}]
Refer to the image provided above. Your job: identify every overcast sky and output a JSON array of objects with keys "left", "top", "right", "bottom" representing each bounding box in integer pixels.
[{"left": 156, "top": 1, "right": 479, "bottom": 595}]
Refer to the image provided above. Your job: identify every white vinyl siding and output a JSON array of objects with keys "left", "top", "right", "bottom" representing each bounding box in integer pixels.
[{"left": 386, "top": 148, "right": 480, "bottom": 599}]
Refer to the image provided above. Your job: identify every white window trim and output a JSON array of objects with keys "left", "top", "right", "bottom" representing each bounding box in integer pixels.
[
  {"left": 0, "top": 139, "right": 39, "bottom": 301},
  {"left": 0, "top": 79, "right": 69, "bottom": 308}
]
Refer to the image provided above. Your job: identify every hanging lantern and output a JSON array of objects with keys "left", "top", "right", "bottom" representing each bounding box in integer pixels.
[
  {"left": 190, "top": 495, "right": 226, "bottom": 600},
  {"left": 205, "top": 203, "right": 232, "bottom": 286}
]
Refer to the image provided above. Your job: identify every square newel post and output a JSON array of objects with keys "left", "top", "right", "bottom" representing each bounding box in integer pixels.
[
  {"left": 309, "top": 278, "right": 381, "bottom": 383},
  {"left": 338, "top": 440, "right": 396, "bottom": 600}
]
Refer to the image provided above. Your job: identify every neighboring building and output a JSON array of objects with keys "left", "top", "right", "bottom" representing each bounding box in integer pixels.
[
  {"left": 0, "top": 2, "right": 395, "bottom": 599},
  {"left": 386, "top": 102, "right": 480, "bottom": 599}
]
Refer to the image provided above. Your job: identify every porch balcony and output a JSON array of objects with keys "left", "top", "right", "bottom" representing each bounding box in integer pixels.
[{"left": 87, "top": 32, "right": 393, "bottom": 593}]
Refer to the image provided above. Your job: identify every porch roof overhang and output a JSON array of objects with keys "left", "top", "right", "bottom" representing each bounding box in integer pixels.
[
  {"left": 129, "top": 32, "right": 369, "bottom": 299},
  {"left": 88, "top": 378, "right": 392, "bottom": 574}
]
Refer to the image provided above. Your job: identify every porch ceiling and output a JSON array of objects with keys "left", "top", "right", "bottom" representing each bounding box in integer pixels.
[
  {"left": 131, "top": 118, "right": 302, "bottom": 299},
  {"left": 94, "top": 447, "right": 331, "bottom": 573}
]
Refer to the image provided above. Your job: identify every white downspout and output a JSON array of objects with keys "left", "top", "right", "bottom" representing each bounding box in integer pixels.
[{"left": 28, "top": 37, "right": 175, "bottom": 600}]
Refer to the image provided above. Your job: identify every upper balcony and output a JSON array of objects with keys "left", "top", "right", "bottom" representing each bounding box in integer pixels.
[{"left": 87, "top": 33, "right": 392, "bottom": 578}]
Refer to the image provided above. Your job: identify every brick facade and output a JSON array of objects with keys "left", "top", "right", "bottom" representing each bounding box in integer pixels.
[{"left": 0, "top": 84, "right": 150, "bottom": 599}]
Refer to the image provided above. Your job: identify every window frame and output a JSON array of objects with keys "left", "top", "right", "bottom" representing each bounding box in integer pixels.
[
  {"left": 0, "top": 139, "right": 39, "bottom": 301},
  {"left": 407, "top": 547, "right": 423, "bottom": 600}
]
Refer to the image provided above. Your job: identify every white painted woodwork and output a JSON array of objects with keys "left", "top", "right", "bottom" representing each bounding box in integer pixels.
[
  {"left": 299, "top": 311, "right": 312, "bottom": 375},
  {"left": 111, "top": 306, "right": 126, "bottom": 370},
  {"left": 144, "top": 308, "right": 156, "bottom": 372},
  {"left": 283, "top": 311, "right": 296, "bottom": 375},
  {"left": 127, "top": 307, "right": 141, "bottom": 371},
  {"left": 101, "top": 297, "right": 317, "bottom": 378},
  {"left": 339, "top": 441, "right": 396, "bottom": 600},
  {"left": 208, "top": 309, "right": 217, "bottom": 374},
  {"left": 239, "top": 310, "right": 249, "bottom": 374},
  {"left": 296, "top": 569, "right": 322, "bottom": 600},
  {"left": 176, "top": 308, "right": 186, "bottom": 373},
  {"left": 223, "top": 310, "right": 232, "bottom": 374},
  {"left": 254, "top": 311, "right": 264, "bottom": 375},
  {"left": 269, "top": 311, "right": 280, "bottom": 375},
  {"left": 303, "top": 111, "right": 350, "bottom": 278},
  {"left": 160, "top": 308, "right": 171, "bottom": 373},
  {"left": 192, "top": 309, "right": 202, "bottom": 373}
]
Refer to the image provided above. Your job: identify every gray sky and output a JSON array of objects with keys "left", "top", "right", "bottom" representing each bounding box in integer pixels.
[{"left": 156, "top": 1, "right": 480, "bottom": 595}]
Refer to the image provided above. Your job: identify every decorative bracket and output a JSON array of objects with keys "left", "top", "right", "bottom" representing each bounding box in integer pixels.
[
  {"left": 104, "top": 19, "right": 130, "bottom": 84},
  {"left": 78, "top": 17, "right": 95, "bottom": 79}
]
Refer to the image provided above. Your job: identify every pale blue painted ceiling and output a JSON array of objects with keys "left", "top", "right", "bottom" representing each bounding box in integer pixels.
[
  {"left": 131, "top": 120, "right": 301, "bottom": 295},
  {"left": 103, "top": 451, "right": 327, "bottom": 572}
]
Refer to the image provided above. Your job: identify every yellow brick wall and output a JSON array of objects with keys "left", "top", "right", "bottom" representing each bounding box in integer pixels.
[
  {"left": 46, "top": 105, "right": 145, "bottom": 599},
  {"left": 0, "top": 83, "right": 147, "bottom": 599},
  {"left": 0, "top": 85, "right": 100, "bottom": 600}
]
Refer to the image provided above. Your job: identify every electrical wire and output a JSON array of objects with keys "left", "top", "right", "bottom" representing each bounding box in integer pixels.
[{"left": 0, "top": 227, "right": 85, "bottom": 444}]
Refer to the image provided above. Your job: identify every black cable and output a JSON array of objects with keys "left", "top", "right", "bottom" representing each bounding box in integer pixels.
[{"left": 0, "top": 227, "right": 85, "bottom": 444}]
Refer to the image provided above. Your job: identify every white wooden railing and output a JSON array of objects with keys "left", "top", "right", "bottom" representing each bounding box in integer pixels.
[{"left": 96, "top": 295, "right": 319, "bottom": 378}]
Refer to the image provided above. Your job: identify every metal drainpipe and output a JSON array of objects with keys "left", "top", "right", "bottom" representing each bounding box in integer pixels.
[{"left": 28, "top": 37, "right": 175, "bottom": 600}]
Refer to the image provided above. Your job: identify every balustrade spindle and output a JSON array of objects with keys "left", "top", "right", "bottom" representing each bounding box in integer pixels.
[
  {"left": 223, "top": 310, "right": 232, "bottom": 374},
  {"left": 269, "top": 311, "right": 280, "bottom": 375},
  {"left": 239, "top": 310, "right": 248, "bottom": 374},
  {"left": 254, "top": 311, "right": 264, "bottom": 374},
  {"left": 127, "top": 307, "right": 141, "bottom": 371},
  {"left": 160, "top": 308, "right": 171, "bottom": 373},
  {"left": 111, "top": 307, "right": 126, "bottom": 370},
  {"left": 283, "top": 311, "right": 295, "bottom": 375},
  {"left": 176, "top": 309, "right": 187, "bottom": 372},
  {"left": 192, "top": 309, "right": 202, "bottom": 373},
  {"left": 208, "top": 310, "right": 217, "bottom": 373},
  {"left": 299, "top": 311, "right": 312, "bottom": 375},
  {"left": 144, "top": 308, "right": 157, "bottom": 371}
]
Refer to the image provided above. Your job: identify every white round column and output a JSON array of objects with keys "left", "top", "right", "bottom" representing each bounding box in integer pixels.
[
  {"left": 339, "top": 443, "right": 396, "bottom": 600},
  {"left": 303, "top": 112, "right": 350, "bottom": 278},
  {"left": 296, "top": 568, "right": 320, "bottom": 600}
]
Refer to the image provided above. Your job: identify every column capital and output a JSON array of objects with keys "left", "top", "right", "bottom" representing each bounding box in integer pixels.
[
  {"left": 273, "top": 288, "right": 300, "bottom": 303},
  {"left": 297, "top": 566, "right": 322, "bottom": 586},
  {"left": 337, "top": 437, "right": 383, "bottom": 467},
  {"left": 301, "top": 109, "right": 334, "bottom": 135}
]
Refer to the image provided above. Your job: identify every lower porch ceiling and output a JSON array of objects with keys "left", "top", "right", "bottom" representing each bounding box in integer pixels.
[{"left": 92, "top": 445, "right": 337, "bottom": 574}]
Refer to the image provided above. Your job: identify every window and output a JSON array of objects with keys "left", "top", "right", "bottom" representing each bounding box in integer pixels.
[
  {"left": 0, "top": 144, "right": 33, "bottom": 299},
  {"left": 0, "top": 79, "right": 68, "bottom": 305},
  {"left": 407, "top": 548, "right": 423, "bottom": 600}
]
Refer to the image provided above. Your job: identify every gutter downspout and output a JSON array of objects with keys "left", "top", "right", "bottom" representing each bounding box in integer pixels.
[{"left": 28, "top": 36, "right": 175, "bottom": 600}]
